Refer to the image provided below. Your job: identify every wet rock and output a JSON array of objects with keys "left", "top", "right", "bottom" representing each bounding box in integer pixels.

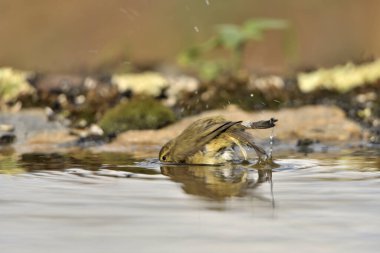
[
  {"left": 70, "top": 135, "right": 112, "bottom": 148},
  {"left": 66, "top": 124, "right": 110, "bottom": 148},
  {"left": 296, "top": 138, "right": 328, "bottom": 154},
  {"left": 69, "top": 124, "right": 104, "bottom": 138},
  {"left": 99, "top": 97, "right": 176, "bottom": 135},
  {"left": 0, "top": 109, "right": 74, "bottom": 152},
  {"left": 0, "top": 133, "right": 16, "bottom": 145},
  {"left": 296, "top": 138, "right": 317, "bottom": 147}
]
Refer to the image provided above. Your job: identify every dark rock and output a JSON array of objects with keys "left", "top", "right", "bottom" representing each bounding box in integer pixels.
[
  {"left": 369, "top": 126, "right": 380, "bottom": 144},
  {"left": 0, "top": 133, "right": 16, "bottom": 145}
]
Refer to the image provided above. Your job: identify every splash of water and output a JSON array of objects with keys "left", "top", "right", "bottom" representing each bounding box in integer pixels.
[{"left": 268, "top": 126, "right": 275, "bottom": 159}]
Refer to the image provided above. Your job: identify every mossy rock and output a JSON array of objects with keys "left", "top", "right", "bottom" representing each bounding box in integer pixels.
[{"left": 99, "top": 98, "right": 175, "bottom": 134}]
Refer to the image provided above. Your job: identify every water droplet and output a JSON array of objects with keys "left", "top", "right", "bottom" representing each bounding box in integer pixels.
[
  {"left": 194, "top": 26, "right": 199, "bottom": 32},
  {"left": 268, "top": 127, "right": 275, "bottom": 159}
]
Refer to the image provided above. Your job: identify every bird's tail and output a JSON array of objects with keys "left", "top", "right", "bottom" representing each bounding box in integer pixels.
[{"left": 241, "top": 118, "right": 277, "bottom": 129}]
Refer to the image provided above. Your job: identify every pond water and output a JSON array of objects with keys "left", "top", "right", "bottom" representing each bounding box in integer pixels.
[{"left": 1, "top": 148, "right": 379, "bottom": 253}]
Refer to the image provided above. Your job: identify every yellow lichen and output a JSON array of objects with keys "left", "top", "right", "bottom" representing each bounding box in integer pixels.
[
  {"left": 298, "top": 59, "right": 380, "bottom": 93},
  {"left": 0, "top": 67, "right": 35, "bottom": 103}
]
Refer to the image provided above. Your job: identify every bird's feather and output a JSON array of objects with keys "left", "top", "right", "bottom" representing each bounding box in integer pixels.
[{"left": 171, "top": 118, "right": 241, "bottom": 162}]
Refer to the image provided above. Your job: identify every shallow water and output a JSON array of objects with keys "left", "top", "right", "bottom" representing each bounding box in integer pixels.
[{"left": 1, "top": 149, "right": 379, "bottom": 253}]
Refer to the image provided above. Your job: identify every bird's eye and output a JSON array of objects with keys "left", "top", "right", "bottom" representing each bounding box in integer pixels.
[{"left": 162, "top": 156, "right": 167, "bottom": 161}]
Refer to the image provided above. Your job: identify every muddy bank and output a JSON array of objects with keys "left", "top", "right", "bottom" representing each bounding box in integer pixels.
[
  {"left": 0, "top": 105, "right": 365, "bottom": 157},
  {"left": 99, "top": 105, "right": 364, "bottom": 155}
]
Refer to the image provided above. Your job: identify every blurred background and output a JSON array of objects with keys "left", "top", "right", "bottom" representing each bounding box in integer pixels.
[
  {"left": 1, "top": 0, "right": 379, "bottom": 74},
  {"left": 1, "top": 4, "right": 380, "bottom": 253}
]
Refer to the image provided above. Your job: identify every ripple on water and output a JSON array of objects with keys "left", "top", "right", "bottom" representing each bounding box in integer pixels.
[{"left": 0, "top": 150, "right": 379, "bottom": 253}]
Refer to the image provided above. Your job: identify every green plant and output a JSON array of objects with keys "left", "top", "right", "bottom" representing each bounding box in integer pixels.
[{"left": 178, "top": 18, "right": 288, "bottom": 81}]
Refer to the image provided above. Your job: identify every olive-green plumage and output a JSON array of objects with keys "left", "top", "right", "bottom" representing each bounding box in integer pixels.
[{"left": 159, "top": 116, "right": 277, "bottom": 165}]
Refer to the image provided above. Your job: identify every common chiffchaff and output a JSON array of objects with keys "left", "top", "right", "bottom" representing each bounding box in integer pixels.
[{"left": 159, "top": 116, "right": 277, "bottom": 165}]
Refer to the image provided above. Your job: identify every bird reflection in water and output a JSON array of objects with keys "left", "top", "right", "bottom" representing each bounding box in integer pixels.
[{"left": 161, "top": 162, "right": 276, "bottom": 205}]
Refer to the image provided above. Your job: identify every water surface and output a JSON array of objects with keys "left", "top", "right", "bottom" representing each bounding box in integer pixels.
[{"left": 1, "top": 149, "right": 379, "bottom": 253}]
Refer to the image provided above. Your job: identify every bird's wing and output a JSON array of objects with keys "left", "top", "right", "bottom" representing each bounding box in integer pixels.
[
  {"left": 172, "top": 120, "right": 241, "bottom": 162},
  {"left": 228, "top": 130, "right": 267, "bottom": 159}
]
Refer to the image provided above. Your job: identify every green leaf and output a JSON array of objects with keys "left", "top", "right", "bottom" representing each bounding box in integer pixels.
[
  {"left": 242, "top": 18, "right": 288, "bottom": 40},
  {"left": 178, "top": 46, "right": 201, "bottom": 65},
  {"left": 216, "top": 24, "right": 244, "bottom": 50},
  {"left": 199, "top": 61, "right": 223, "bottom": 81}
]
